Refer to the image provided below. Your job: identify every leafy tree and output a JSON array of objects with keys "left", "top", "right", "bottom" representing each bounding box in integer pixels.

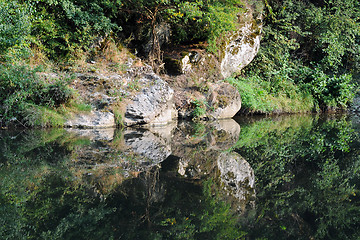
[
  {"left": 0, "top": 0, "right": 31, "bottom": 56},
  {"left": 120, "top": 0, "right": 179, "bottom": 70},
  {"left": 119, "top": 0, "right": 244, "bottom": 70},
  {"left": 28, "top": 0, "right": 122, "bottom": 59},
  {"left": 168, "top": 0, "right": 244, "bottom": 52}
]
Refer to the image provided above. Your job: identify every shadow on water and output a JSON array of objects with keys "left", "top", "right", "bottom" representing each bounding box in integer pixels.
[{"left": 1, "top": 115, "right": 360, "bottom": 239}]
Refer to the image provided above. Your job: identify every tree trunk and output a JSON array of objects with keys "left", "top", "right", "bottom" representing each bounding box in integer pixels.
[{"left": 148, "top": 7, "right": 163, "bottom": 73}]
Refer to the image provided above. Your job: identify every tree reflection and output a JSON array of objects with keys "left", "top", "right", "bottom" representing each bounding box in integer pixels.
[{"left": 234, "top": 115, "right": 360, "bottom": 239}]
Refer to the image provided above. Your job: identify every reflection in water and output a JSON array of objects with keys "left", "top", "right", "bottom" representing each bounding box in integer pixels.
[
  {"left": 0, "top": 119, "right": 253, "bottom": 239},
  {"left": 1, "top": 115, "right": 360, "bottom": 239},
  {"left": 234, "top": 114, "right": 360, "bottom": 240},
  {"left": 217, "top": 152, "right": 255, "bottom": 213}
]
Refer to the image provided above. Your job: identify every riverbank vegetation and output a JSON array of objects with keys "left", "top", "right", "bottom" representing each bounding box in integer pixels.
[
  {"left": 232, "top": 0, "right": 359, "bottom": 113},
  {"left": 0, "top": 0, "right": 359, "bottom": 127}
]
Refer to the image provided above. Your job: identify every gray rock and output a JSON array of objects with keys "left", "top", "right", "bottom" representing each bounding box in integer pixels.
[
  {"left": 124, "top": 74, "right": 178, "bottom": 126},
  {"left": 65, "top": 111, "right": 115, "bottom": 129},
  {"left": 220, "top": 13, "right": 262, "bottom": 78},
  {"left": 207, "top": 82, "right": 242, "bottom": 119}
]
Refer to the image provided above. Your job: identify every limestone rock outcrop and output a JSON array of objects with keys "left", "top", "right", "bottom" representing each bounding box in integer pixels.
[
  {"left": 220, "top": 13, "right": 262, "bottom": 78},
  {"left": 65, "top": 111, "right": 116, "bottom": 129},
  {"left": 207, "top": 82, "right": 242, "bottom": 119},
  {"left": 123, "top": 73, "right": 178, "bottom": 126}
]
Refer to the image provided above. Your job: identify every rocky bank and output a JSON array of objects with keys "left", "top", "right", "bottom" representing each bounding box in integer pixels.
[{"left": 61, "top": 4, "right": 262, "bottom": 129}]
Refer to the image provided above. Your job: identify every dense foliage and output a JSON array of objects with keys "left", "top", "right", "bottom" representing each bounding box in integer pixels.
[
  {"left": 0, "top": 0, "right": 31, "bottom": 55},
  {"left": 0, "top": 0, "right": 243, "bottom": 61},
  {"left": 28, "top": 0, "right": 121, "bottom": 59},
  {"left": 0, "top": 64, "right": 89, "bottom": 127},
  {"left": 235, "top": 0, "right": 359, "bottom": 112}
]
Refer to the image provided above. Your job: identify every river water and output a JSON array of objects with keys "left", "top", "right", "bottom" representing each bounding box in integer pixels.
[{"left": 1, "top": 114, "right": 359, "bottom": 239}]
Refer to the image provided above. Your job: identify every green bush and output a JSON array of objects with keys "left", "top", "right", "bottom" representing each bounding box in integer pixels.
[
  {"left": 167, "top": 0, "right": 245, "bottom": 52},
  {"left": 299, "top": 68, "right": 356, "bottom": 110},
  {"left": 226, "top": 76, "right": 314, "bottom": 114},
  {"left": 0, "top": 64, "right": 74, "bottom": 127}
]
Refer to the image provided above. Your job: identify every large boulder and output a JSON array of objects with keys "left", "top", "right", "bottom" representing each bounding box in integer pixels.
[
  {"left": 220, "top": 12, "right": 262, "bottom": 78},
  {"left": 174, "top": 81, "right": 241, "bottom": 120},
  {"left": 124, "top": 73, "right": 178, "bottom": 126},
  {"left": 65, "top": 111, "right": 116, "bottom": 129},
  {"left": 207, "top": 82, "right": 242, "bottom": 119}
]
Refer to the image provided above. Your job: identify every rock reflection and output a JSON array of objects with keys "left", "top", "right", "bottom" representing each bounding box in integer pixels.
[
  {"left": 65, "top": 128, "right": 116, "bottom": 141},
  {"left": 217, "top": 152, "right": 255, "bottom": 213},
  {"left": 124, "top": 127, "right": 173, "bottom": 164},
  {"left": 2, "top": 119, "right": 255, "bottom": 213}
]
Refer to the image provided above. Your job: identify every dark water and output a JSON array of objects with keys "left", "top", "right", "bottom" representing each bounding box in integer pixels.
[{"left": 1, "top": 115, "right": 359, "bottom": 240}]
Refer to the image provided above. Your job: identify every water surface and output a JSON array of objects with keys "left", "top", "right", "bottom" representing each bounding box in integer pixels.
[{"left": 1, "top": 115, "right": 359, "bottom": 239}]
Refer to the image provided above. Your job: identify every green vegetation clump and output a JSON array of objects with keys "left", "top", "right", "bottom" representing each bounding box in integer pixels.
[
  {"left": 165, "top": 0, "right": 245, "bottom": 52},
  {"left": 0, "top": 64, "right": 86, "bottom": 128},
  {"left": 226, "top": 76, "right": 314, "bottom": 114},
  {"left": 191, "top": 99, "right": 207, "bottom": 120},
  {"left": 0, "top": 0, "right": 31, "bottom": 55},
  {"left": 1, "top": 0, "right": 244, "bottom": 63},
  {"left": 28, "top": 0, "right": 121, "bottom": 60}
]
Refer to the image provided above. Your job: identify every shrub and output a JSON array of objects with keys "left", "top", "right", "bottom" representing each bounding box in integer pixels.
[
  {"left": 168, "top": 0, "right": 245, "bottom": 52},
  {"left": 301, "top": 69, "right": 356, "bottom": 110},
  {"left": 29, "top": 0, "right": 121, "bottom": 60},
  {"left": 0, "top": 64, "right": 75, "bottom": 127},
  {"left": 227, "top": 76, "right": 314, "bottom": 114}
]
